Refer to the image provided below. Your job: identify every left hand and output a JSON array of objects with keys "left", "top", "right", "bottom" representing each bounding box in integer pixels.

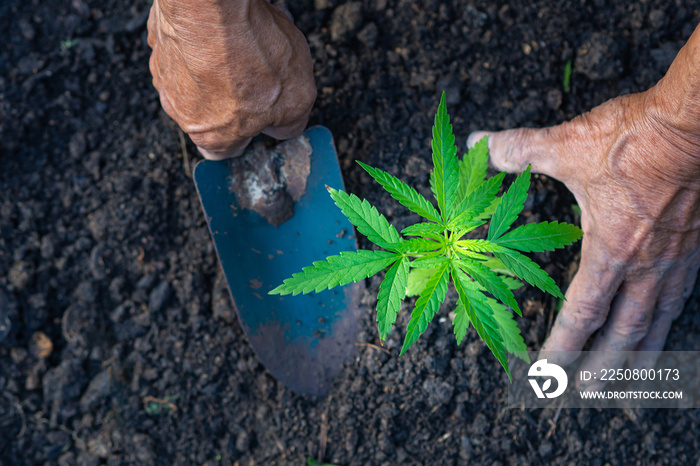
[{"left": 147, "top": 0, "right": 317, "bottom": 160}]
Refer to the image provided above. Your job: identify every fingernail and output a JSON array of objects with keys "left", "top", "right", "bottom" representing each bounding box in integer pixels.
[{"left": 466, "top": 131, "right": 489, "bottom": 149}]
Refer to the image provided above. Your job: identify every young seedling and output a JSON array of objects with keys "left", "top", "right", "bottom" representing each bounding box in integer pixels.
[
  {"left": 270, "top": 93, "right": 582, "bottom": 379},
  {"left": 563, "top": 59, "right": 573, "bottom": 93}
]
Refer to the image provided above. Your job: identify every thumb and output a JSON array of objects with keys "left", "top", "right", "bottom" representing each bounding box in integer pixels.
[{"left": 467, "top": 125, "right": 572, "bottom": 183}]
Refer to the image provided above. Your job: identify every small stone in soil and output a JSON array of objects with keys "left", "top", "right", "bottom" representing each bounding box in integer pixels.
[
  {"left": 330, "top": 2, "right": 364, "bottom": 42},
  {"left": 421, "top": 378, "right": 454, "bottom": 407},
  {"left": 148, "top": 280, "right": 171, "bottom": 312},
  {"left": 357, "top": 22, "right": 378, "bottom": 48},
  {"left": 575, "top": 32, "right": 625, "bottom": 81},
  {"left": 29, "top": 331, "right": 53, "bottom": 359},
  {"left": 80, "top": 370, "right": 116, "bottom": 411}
]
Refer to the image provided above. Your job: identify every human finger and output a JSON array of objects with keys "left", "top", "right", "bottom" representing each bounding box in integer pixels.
[
  {"left": 631, "top": 266, "right": 687, "bottom": 353},
  {"left": 539, "top": 237, "right": 623, "bottom": 365},
  {"left": 628, "top": 263, "right": 699, "bottom": 370},
  {"left": 194, "top": 137, "right": 252, "bottom": 161},
  {"left": 576, "top": 276, "right": 659, "bottom": 390},
  {"left": 466, "top": 125, "right": 573, "bottom": 183}
]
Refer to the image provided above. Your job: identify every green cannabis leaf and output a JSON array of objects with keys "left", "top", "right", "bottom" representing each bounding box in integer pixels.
[
  {"left": 489, "top": 298, "right": 529, "bottom": 362},
  {"left": 400, "top": 260, "right": 450, "bottom": 355},
  {"left": 452, "top": 300, "right": 470, "bottom": 346},
  {"left": 269, "top": 250, "right": 398, "bottom": 295},
  {"left": 430, "top": 92, "right": 460, "bottom": 221},
  {"left": 328, "top": 188, "right": 402, "bottom": 248},
  {"left": 357, "top": 160, "right": 441, "bottom": 223},
  {"left": 457, "top": 133, "right": 489, "bottom": 199},
  {"left": 492, "top": 221, "right": 583, "bottom": 252},
  {"left": 487, "top": 166, "right": 531, "bottom": 241},
  {"left": 307, "top": 458, "right": 341, "bottom": 466},
  {"left": 270, "top": 92, "right": 583, "bottom": 378},
  {"left": 376, "top": 256, "right": 410, "bottom": 340},
  {"left": 452, "top": 263, "right": 509, "bottom": 376}
]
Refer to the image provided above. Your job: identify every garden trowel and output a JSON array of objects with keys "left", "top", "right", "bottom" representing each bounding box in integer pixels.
[{"left": 193, "top": 126, "right": 362, "bottom": 396}]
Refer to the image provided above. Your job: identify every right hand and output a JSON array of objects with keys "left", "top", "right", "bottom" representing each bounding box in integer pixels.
[
  {"left": 468, "top": 25, "right": 700, "bottom": 384},
  {"left": 147, "top": 0, "right": 317, "bottom": 160}
]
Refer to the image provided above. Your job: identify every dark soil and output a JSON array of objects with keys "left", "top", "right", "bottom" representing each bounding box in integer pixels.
[{"left": 2, "top": 0, "right": 700, "bottom": 464}]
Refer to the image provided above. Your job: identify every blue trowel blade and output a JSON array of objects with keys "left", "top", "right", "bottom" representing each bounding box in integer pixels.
[{"left": 193, "top": 126, "right": 362, "bottom": 396}]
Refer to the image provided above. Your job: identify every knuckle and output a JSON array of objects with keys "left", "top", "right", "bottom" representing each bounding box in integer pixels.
[
  {"left": 495, "top": 128, "right": 534, "bottom": 172},
  {"left": 277, "top": 77, "right": 316, "bottom": 122},
  {"left": 147, "top": 2, "right": 157, "bottom": 36},
  {"left": 566, "top": 300, "right": 608, "bottom": 334},
  {"left": 510, "top": 128, "right": 532, "bottom": 159},
  {"left": 613, "top": 313, "right": 652, "bottom": 344}
]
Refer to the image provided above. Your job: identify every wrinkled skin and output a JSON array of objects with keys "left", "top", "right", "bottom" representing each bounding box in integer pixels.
[
  {"left": 469, "top": 24, "right": 700, "bottom": 389},
  {"left": 147, "top": 0, "right": 316, "bottom": 159},
  {"left": 148, "top": 0, "right": 700, "bottom": 388}
]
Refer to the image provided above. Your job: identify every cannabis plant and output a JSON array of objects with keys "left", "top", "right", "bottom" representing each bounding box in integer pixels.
[{"left": 270, "top": 93, "right": 582, "bottom": 378}]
